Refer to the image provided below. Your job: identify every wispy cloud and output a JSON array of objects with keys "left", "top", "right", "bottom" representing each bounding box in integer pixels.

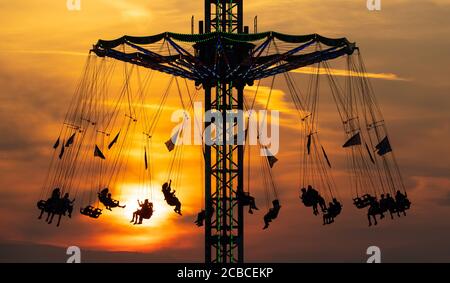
[{"left": 291, "top": 67, "right": 409, "bottom": 81}]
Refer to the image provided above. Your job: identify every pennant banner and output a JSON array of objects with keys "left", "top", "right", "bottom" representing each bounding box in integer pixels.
[
  {"left": 307, "top": 134, "right": 312, "bottom": 155},
  {"left": 94, "top": 145, "right": 106, "bottom": 159},
  {"left": 321, "top": 146, "right": 332, "bottom": 168},
  {"left": 108, "top": 131, "right": 120, "bottom": 149},
  {"left": 342, "top": 132, "right": 361, "bottom": 148},
  {"left": 53, "top": 137, "right": 60, "bottom": 149},
  {"left": 144, "top": 148, "right": 148, "bottom": 170},
  {"left": 58, "top": 140, "right": 65, "bottom": 159},
  {"left": 65, "top": 133, "right": 75, "bottom": 147},
  {"left": 365, "top": 143, "right": 375, "bottom": 163},
  {"left": 375, "top": 136, "right": 392, "bottom": 156}
]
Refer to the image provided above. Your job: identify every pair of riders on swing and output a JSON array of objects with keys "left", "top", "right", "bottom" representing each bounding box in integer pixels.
[
  {"left": 37, "top": 188, "right": 75, "bottom": 226},
  {"left": 130, "top": 180, "right": 183, "bottom": 224},
  {"left": 131, "top": 199, "right": 153, "bottom": 225},
  {"left": 124, "top": 180, "right": 183, "bottom": 224},
  {"left": 98, "top": 188, "right": 126, "bottom": 210},
  {"left": 80, "top": 188, "right": 125, "bottom": 218},
  {"left": 300, "top": 185, "right": 342, "bottom": 224}
]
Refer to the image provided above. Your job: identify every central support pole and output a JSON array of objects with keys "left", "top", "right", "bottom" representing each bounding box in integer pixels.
[{"left": 203, "top": 0, "right": 245, "bottom": 263}]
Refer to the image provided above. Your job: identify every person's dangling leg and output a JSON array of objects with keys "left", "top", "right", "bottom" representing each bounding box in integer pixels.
[
  {"left": 68, "top": 206, "right": 73, "bottom": 218},
  {"left": 175, "top": 203, "right": 182, "bottom": 215},
  {"left": 38, "top": 209, "right": 44, "bottom": 220},
  {"left": 48, "top": 212, "right": 55, "bottom": 224},
  {"left": 56, "top": 214, "right": 62, "bottom": 227},
  {"left": 313, "top": 203, "right": 318, "bottom": 215}
]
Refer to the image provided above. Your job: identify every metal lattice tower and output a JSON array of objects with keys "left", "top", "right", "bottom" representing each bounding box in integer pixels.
[{"left": 204, "top": 0, "right": 245, "bottom": 263}]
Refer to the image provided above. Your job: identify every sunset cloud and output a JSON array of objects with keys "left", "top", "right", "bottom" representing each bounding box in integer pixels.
[
  {"left": 291, "top": 67, "right": 409, "bottom": 81},
  {"left": 0, "top": 0, "right": 449, "bottom": 262}
]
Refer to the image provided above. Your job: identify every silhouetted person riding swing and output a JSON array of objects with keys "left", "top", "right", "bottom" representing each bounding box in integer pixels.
[
  {"left": 263, "top": 199, "right": 281, "bottom": 230},
  {"left": 195, "top": 210, "right": 206, "bottom": 227},
  {"left": 367, "top": 197, "right": 385, "bottom": 227},
  {"left": 37, "top": 187, "right": 61, "bottom": 222},
  {"left": 98, "top": 188, "right": 126, "bottom": 210},
  {"left": 131, "top": 199, "right": 153, "bottom": 225},
  {"left": 48, "top": 192, "right": 75, "bottom": 227},
  {"left": 323, "top": 198, "right": 342, "bottom": 225},
  {"left": 162, "top": 180, "right": 182, "bottom": 215},
  {"left": 300, "top": 185, "right": 327, "bottom": 215},
  {"left": 237, "top": 191, "right": 259, "bottom": 214},
  {"left": 385, "top": 193, "right": 397, "bottom": 219},
  {"left": 379, "top": 194, "right": 388, "bottom": 214},
  {"left": 395, "top": 190, "right": 411, "bottom": 216},
  {"left": 61, "top": 193, "right": 75, "bottom": 218}
]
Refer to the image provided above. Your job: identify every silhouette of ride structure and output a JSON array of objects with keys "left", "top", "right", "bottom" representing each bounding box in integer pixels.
[{"left": 36, "top": 0, "right": 410, "bottom": 263}]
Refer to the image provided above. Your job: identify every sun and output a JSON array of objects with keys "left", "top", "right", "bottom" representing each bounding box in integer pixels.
[{"left": 113, "top": 183, "right": 175, "bottom": 227}]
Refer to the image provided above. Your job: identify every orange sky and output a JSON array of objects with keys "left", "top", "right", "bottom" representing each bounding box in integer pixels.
[{"left": 0, "top": 0, "right": 450, "bottom": 262}]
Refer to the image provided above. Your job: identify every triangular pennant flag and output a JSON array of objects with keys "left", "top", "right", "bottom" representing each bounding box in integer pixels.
[
  {"left": 307, "top": 134, "right": 312, "bottom": 155},
  {"left": 264, "top": 148, "right": 278, "bottom": 168},
  {"left": 375, "top": 136, "right": 392, "bottom": 156},
  {"left": 365, "top": 143, "right": 375, "bottom": 164},
  {"left": 65, "top": 133, "right": 75, "bottom": 147},
  {"left": 53, "top": 137, "right": 60, "bottom": 149},
  {"left": 165, "top": 139, "right": 175, "bottom": 152},
  {"left": 342, "top": 132, "right": 361, "bottom": 148},
  {"left": 267, "top": 155, "right": 278, "bottom": 168},
  {"left": 144, "top": 147, "right": 148, "bottom": 170},
  {"left": 165, "top": 129, "right": 180, "bottom": 152},
  {"left": 58, "top": 140, "right": 65, "bottom": 159},
  {"left": 108, "top": 131, "right": 120, "bottom": 150},
  {"left": 94, "top": 145, "right": 106, "bottom": 159},
  {"left": 321, "top": 146, "right": 331, "bottom": 168}
]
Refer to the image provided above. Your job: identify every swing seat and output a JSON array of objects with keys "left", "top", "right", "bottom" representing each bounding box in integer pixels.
[
  {"left": 91, "top": 208, "right": 102, "bottom": 218},
  {"left": 353, "top": 194, "right": 375, "bottom": 209},
  {"left": 401, "top": 198, "right": 411, "bottom": 210},
  {"left": 394, "top": 199, "right": 411, "bottom": 212},
  {"left": 80, "top": 206, "right": 102, "bottom": 218},
  {"left": 195, "top": 210, "right": 206, "bottom": 227},
  {"left": 140, "top": 209, "right": 153, "bottom": 219},
  {"left": 237, "top": 192, "right": 252, "bottom": 206},
  {"left": 302, "top": 197, "right": 315, "bottom": 207},
  {"left": 38, "top": 198, "right": 58, "bottom": 212},
  {"left": 99, "top": 195, "right": 120, "bottom": 207},
  {"left": 80, "top": 208, "right": 91, "bottom": 217},
  {"left": 37, "top": 200, "right": 47, "bottom": 210}
]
